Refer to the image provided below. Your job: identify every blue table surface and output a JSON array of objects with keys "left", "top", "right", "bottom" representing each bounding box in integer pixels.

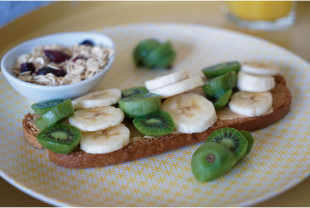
[{"left": 0, "top": 1, "right": 53, "bottom": 28}]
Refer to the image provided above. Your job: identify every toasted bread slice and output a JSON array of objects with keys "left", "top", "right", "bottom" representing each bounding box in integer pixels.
[{"left": 22, "top": 75, "right": 291, "bottom": 169}]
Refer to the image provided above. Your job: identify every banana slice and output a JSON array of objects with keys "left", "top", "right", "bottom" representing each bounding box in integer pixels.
[
  {"left": 229, "top": 91, "right": 272, "bottom": 117},
  {"left": 237, "top": 71, "right": 275, "bottom": 92},
  {"left": 150, "top": 76, "right": 204, "bottom": 98},
  {"left": 72, "top": 89, "right": 121, "bottom": 110},
  {"left": 162, "top": 92, "right": 217, "bottom": 133},
  {"left": 80, "top": 123, "right": 130, "bottom": 154},
  {"left": 241, "top": 62, "right": 280, "bottom": 76},
  {"left": 217, "top": 106, "right": 273, "bottom": 120},
  {"left": 145, "top": 70, "right": 188, "bottom": 90},
  {"left": 69, "top": 106, "right": 124, "bottom": 132}
]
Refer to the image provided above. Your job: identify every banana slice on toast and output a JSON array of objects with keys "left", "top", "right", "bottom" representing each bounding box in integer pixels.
[
  {"left": 72, "top": 89, "right": 121, "bottom": 110},
  {"left": 162, "top": 92, "right": 217, "bottom": 133}
]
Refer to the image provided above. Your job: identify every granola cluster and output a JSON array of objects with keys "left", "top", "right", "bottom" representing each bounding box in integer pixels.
[{"left": 13, "top": 42, "right": 114, "bottom": 86}]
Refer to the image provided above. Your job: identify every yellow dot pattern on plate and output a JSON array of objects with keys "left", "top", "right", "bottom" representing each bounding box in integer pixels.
[{"left": 0, "top": 23, "right": 310, "bottom": 207}]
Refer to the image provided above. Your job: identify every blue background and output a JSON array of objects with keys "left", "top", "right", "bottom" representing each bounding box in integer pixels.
[{"left": 0, "top": 1, "right": 53, "bottom": 28}]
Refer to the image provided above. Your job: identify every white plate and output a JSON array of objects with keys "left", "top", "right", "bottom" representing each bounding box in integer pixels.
[{"left": 1, "top": 23, "right": 310, "bottom": 206}]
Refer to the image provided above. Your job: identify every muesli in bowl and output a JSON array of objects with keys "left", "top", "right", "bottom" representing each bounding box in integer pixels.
[
  {"left": 1, "top": 32, "right": 115, "bottom": 102},
  {"left": 13, "top": 40, "right": 114, "bottom": 86}
]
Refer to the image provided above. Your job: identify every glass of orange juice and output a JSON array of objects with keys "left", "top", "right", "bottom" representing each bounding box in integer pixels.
[{"left": 222, "top": 1, "right": 296, "bottom": 30}]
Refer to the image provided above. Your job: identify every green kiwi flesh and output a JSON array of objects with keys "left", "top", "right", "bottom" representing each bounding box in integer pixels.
[
  {"left": 133, "top": 110, "right": 175, "bottom": 136},
  {"left": 212, "top": 89, "right": 232, "bottom": 110},
  {"left": 239, "top": 130, "right": 255, "bottom": 155},
  {"left": 191, "top": 142, "right": 237, "bottom": 182},
  {"left": 205, "top": 128, "right": 248, "bottom": 161},
  {"left": 36, "top": 123, "right": 81, "bottom": 154}
]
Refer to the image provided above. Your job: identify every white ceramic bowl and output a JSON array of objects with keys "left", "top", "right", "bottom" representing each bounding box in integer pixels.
[{"left": 1, "top": 32, "right": 115, "bottom": 102}]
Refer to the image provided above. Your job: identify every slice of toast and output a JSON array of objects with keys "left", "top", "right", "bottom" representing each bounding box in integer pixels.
[{"left": 22, "top": 75, "right": 291, "bottom": 169}]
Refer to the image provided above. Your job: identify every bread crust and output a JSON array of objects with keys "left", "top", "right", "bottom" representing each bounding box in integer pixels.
[
  {"left": 23, "top": 75, "right": 291, "bottom": 169},
  {"left": 22, "top": 113, "right": 43, "bottom": 149}
]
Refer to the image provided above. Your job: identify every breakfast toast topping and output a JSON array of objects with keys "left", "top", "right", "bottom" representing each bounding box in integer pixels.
[
  {"left": 133, "top": 110, "right": 175, "bottom": 136},
  {"left": 162, "top": 92, "right": 217, "bottom": 133},
  {"left": 149, "top": 76, "right": 204, "bottom": 98},
  {"left": 21, "top": 58, "right": 290, "bottom": 181},
  {"left": 240, "top": 62, "right": 280, "bottom": 76},
  {"left": 80, "top": 123, "right": 130, "bottom": 154},
  {"left": 237, "top": 71, "right": 275, "bottom": 92},
  {"left": 69, "top": 106, "right": 124, "bottom": 132},
  {"left": 36, "top": 123, "right": 81, "bottom": 154},
  {"left": 229, "top": 91, "right": 273, "bottom": 117},
  {"left": 72, "top": 88, "right": 121, "bottom": 110}
]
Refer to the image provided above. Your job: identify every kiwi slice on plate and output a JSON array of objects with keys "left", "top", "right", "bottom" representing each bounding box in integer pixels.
[
  {"left": 239, "top": 130, "right": 255, "bottom": 155},
  {"left": 133, "top": 110, "right": 175, "bottom": 136},
  {"left": 121, "top": 87, "right": 149, "bottom": 98},
  {"left": 36, "top": 123, "right": 81, "bottom": 154},
  {"left": 119, "top": 93, "right": 161, "bottom": 118},
  {"left": 134, "top": 39, "right": 161, "bottom": 66},
  {"left": 203, "top": 71, "right": 237, "bottom": 98},
  {"left": 205, "top": 128, "right": 248, "bottom": 161},
  {"left": 35, "top": 99, "right": 74, "bottom": 131},
  {"left": 202, "top": 61, "right": 241, "bottom": 79},
  {"left": 211, "top": 89, "right": 232, "bottom": 110},
  {"left": 191, "top": 142, "right": 237, "bottom": 182},
  {"left": 31, "top": 99, "right": 66, "bottom": 116}
]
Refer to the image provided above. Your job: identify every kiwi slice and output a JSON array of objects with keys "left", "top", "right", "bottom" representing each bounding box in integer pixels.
[
  {"left": 211, "top": 89, "right": 232, "bottom": 110},
  {"left": 121, "top": 87, "right": 149, "bottom": 98},
  {"left": 205, "top": 128, "right": 248, "bottom": 161},
  {"left": 191, "top": 142, "right": 237, "bottom": 182},
  {"left": 31, "top": 99, "right": 66, "bottom": 116},
  {"left": 36, "top": 123, "right": 81, "bottom": 154},
  {"left": 143, "top": 41, "right": 174, "bottom": 68},
  {"left": 133, "top": 39, "right": 161, "bottom": 66},
  {"left": 153, "top": 51, "right": 176, "bottom": 69},
  {"left": 239, "top": 130, "right": 255, "bottom": 155},
  {"left": 119, "top": 93, "right": 161, "bottom": 118},
  {"left": 203, "top": 71, "right": 237, "bottom": 98},
  {"left": 202, "top": 61, "right": 241, "bottom": 79},
  {"left": 35, "top": 99, "right": 74, "bottom": 131},
  {"left": 133, "top": 110, "right": 175, "bottom": 136}
]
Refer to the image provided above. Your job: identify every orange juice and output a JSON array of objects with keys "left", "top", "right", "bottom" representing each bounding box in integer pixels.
[{"left": 227, "top": 1, "right": 293, "bottom": 21}]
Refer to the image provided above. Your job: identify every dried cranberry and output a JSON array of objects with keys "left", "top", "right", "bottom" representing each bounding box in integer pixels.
[
  {"left": 80, "top": 40, "right": 94, "bottom": 46},
  {"left": 44, "top": 50, "right": 71, "bottom": 63},
  {"left": 35, "top": 66, "right": 66, "bottom": 77},
  {"left": 20, "top": 62, "right": 35, "bottom": 73},
  {"left": 72, "top": 56, "right": 85, "bottom": 62}
]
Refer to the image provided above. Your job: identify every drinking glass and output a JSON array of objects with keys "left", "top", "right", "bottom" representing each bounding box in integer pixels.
[{"left": 222, "top": 1, "right": 297, "bottom": 30}]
